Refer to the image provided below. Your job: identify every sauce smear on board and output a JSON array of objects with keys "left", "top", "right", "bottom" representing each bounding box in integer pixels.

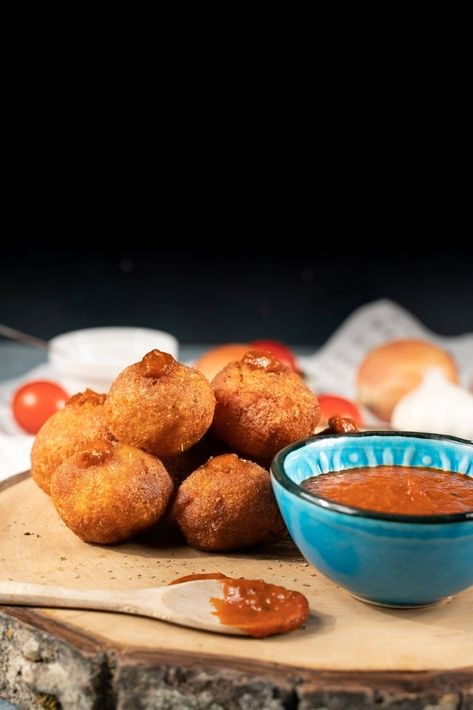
[
  {"left": 169, "top": 572, "right": 309, "bottom": 637},
  {"left": 302, "top": 465, "right": 473, "bottom": 515}
]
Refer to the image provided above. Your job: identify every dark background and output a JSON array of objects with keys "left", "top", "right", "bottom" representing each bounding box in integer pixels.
[{"left": 0, "top": 247, "right": 472, "bottom": 346}]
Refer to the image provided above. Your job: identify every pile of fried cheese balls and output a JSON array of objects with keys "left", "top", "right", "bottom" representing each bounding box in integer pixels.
[{"left": 31, "top": 349, "right": 320, "bottom": 552}]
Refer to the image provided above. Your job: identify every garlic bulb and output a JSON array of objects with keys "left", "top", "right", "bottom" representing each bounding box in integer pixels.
[{"left": 392, "top": 369, "right": 473, "bottom": 440}]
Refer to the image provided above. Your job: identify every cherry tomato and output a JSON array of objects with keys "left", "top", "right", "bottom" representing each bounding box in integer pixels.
[
  {"left": 12, "top": 380, "right": 69, "bottom": 434},
  {"left": 317, "top": 394, "right": 363, "bottom": 426},
  {"left": 250, "top": 339, "right": 299, "bottom": 371}
]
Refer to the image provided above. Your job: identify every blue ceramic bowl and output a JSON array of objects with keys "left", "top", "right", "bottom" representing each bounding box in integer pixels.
[{"left": 271, "top": 432, "right": 473, "bottom": 607}]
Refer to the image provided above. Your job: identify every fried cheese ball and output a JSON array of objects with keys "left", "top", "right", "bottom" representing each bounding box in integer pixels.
[
  {"left": 31, "top": 389, "right": 112, "bottom": 495},
  {"left": 162, "top": 431, "right": 229, "bottom": 490},
  {"left": 161, "top": 433, "right": 230, "bottom": 530},
  {"left": 172, "top": 453, "right": 286, "bottom": 551},
  {"left": 212, "top": 351, "right": 320, "bottom": 461},
  {"left": 51, "top": 439, "right": 173, "bottom": 544},
  {"left": 105, "top": 349, "right": 215, "bottom": 457}
]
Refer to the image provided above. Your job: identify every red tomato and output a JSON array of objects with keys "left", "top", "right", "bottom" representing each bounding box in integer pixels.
[
  {"left": 250, "top": 339, "right": 299, "bottom": 371},
  {"left": 12, "top": 381, "right": 69, "bottom": 434},
  {"left": 317, "top": 394, "right": 363, "bottom": 426}
]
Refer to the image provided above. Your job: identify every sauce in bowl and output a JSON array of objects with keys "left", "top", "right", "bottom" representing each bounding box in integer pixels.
[{"left": 302, "top": 465, "right": 473, "bottom": 516}]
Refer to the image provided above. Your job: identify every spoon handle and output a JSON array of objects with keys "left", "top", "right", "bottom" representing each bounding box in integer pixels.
[
  {"left": 0, "top": 580, "right": 135, "bottom": 613},
  {"left": 0, "top": 324, "right": 49, "bottom": 351}
]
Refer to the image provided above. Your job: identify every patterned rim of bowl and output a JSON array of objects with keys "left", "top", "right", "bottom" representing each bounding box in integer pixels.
[{"left": 271, "top": 431, "right": 473, "bottom": 525}]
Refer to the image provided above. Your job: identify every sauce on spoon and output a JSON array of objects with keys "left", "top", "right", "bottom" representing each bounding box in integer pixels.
[{"left": 170, "top": 572, "right": 309, "bottom": 638}]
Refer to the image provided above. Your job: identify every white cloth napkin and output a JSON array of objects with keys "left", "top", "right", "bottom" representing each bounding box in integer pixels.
[{"left": 0, "top": 434, "right": 33, "bottom": 481}]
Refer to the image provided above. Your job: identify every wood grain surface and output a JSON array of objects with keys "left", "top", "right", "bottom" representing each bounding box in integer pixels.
[
  {"left": 1, "top": 473, "right": 472, "bottom": 672},
  {"left": 1, "top": 473, "right": 472, "bottom": 709}
]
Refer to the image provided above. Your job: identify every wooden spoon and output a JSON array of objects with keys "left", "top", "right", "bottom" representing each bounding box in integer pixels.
[
  {"left": 0, "top": 579, "right": 247, "bottom": 635},
  {"left": 0, "top": 576, "right": 310, "bottom": 637}
]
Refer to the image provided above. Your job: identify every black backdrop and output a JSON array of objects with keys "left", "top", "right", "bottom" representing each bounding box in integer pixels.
[{"left": 0, "top": 247, "right": 471, "bottom": 345}]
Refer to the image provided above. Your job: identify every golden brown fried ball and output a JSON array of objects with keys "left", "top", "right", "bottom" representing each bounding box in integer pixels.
[
  {"left": 104, "top": 350, "right": 215, "bottom": 457},
  {"left": 162, "top": 431, "right": 229, "bottom": 490},
  {"left": 161, "top": 432, "right": 230, "bottom": 530},
  {"left": 212, "top": 351, "right": 320, "bottom": 461},
  {"left": 172, "top": 453, "right": 286, "bottom": 551},
  {"left": 194, "top": 343, "right": 251, "bottom": 381},
  {"left": 51, "top": 439, "right": 173, "bottom": 544},
  {"left": 31, "top": 389, "right": 112, "bottom": 495}
]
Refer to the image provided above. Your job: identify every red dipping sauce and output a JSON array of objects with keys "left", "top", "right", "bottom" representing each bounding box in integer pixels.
[
  {"left": 170, "top": 572, "right": 309, "bottom": 637},
  {"left": 302, "top": 465, "right": 473, "bottom": 516}
]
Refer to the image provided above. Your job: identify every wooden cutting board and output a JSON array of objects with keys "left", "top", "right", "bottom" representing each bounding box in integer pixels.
[{"left": 1, "top": 473, "right": 472, "bottom": 709}]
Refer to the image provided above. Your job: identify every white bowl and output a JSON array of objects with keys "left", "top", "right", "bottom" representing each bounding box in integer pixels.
[{"left": 48, "top": 327, "right": 179, "bottom": 394}]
